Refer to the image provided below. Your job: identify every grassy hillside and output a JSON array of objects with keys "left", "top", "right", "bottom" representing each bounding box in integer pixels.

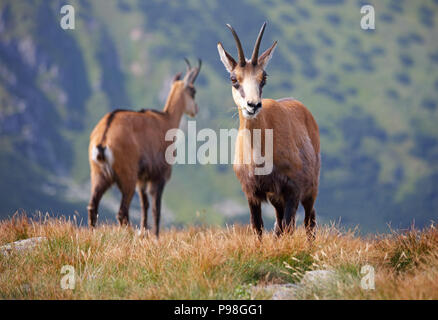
[
  {"left": 0, "top": 0, "right": 437, "bottom": 232},
  {"left": 1, "top": 215, "right": 437, "bottom": 299}
]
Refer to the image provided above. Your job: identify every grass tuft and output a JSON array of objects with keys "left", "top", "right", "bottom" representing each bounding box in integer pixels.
[{"left": 0, "top": 216, "right": 437, "bottom": 299}]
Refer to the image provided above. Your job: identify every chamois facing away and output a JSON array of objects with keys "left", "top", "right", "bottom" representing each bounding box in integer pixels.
[
  {"left": 217, "top": 22, "right": 320, "bottom": 240},
  {"left": 88, "top": 59, "right": 202, "bottom": 237}
]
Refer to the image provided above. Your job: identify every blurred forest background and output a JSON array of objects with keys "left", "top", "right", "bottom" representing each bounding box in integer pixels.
[{"left": 0, "top": 0, "right": 437, "bottom": 233}]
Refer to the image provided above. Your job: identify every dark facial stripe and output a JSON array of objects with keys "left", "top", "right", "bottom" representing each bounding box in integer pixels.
[
  {"left": 259, "top": 71, "right": 267, "bottom": 97},
  {"left": 186, "top": 86, "right": 196, "bottom": 98},
  {"left": 230, "top": 72, "right": 245, "bottom": 98},
  {"left": 238, "top": 86, "right": 245, "bottom": 98}
]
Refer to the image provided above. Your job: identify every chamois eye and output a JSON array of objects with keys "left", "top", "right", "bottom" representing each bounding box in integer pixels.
[
  {"left": 186, "top": 87, "right": 196, "bottom": 98},
  {"left": 230, "top": 76, "right": 239, "bottom": 88},
  {"left": 260, "top": 73, "right": 267, "bottom": 87}
]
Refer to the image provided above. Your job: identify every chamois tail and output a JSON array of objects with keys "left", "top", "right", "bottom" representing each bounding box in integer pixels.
[{"left": 91, "top": 144, "right": 114, "bottom": 178}]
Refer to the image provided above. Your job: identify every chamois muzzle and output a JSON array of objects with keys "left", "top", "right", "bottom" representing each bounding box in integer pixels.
[{"left": 247, "top": 102, "right": 262, "bottom": 112}]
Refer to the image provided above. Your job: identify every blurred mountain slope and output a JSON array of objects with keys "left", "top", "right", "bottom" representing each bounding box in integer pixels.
[{"left": 0, "top": 0, "right": 437, "bottom": 232}]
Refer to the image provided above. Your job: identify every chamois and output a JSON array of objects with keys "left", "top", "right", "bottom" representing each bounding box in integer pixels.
[
  {"left": 217, "top": 22, "right": 320, "bottom": 239},
  {"left": 87, "top": 59, "right": 202, "bottom": 237}
]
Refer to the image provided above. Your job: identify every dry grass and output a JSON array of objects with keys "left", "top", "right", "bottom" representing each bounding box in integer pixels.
[{"left": 0, "top": 213, "right": 437, "bottom": 299}]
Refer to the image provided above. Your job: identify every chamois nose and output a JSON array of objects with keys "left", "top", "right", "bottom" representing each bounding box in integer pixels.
[{"left": 247, "top": 102, "right": 262, "bottom": 112}]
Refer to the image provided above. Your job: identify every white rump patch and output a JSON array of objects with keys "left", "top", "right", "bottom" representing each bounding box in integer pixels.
[
  {"left": 91, "top": 145, "right": 114, "bottom": 178},
  {"left": 104, "top": 147, "right": 114, "bottom": 166},
  {"left": 91, "top": 146, "right": 99, "bottom": 163}
]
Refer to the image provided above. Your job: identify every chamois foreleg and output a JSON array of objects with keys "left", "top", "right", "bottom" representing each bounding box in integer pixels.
[
  {"left": 117, "top": 191, "right": 134, "bottom": 226},
  {"left": 149, "top": 179, "right": 165, "bottom": 238},
  {"left": 302, "top": 195, "right": 317, "bottom": 241},
  {"left": 269, "top": 196, "right": 284, "bottom": 237},
  {"left": 248, "top": 199, "right": 263, "bottom": 239},
  {"left": 115, "top": 176, "right": 136, "bottom": 226},
  {"left": 283, "top": 195, "right": 299, "bottom": 234},
  {"left": 137, "top": 182, "right": 149, "bottom": 230}
]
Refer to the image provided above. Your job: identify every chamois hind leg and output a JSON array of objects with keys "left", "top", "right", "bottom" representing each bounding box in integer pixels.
[
  {"left": 302, "top": 195, "right": 317, "bottom": 241},
  {"left": 88, "top": 172, "right": 112, "bottom": 228},
  {"left": 148, "top": 179, "right": 165, "bottom": 238},
  {"left": 283, "top": 195, "right": 299, "bottom": 234},
  {"left": 137, "top": 182, "right": 149, "bottom": 230},
  {"left": 269, "top": 196, "right": 284, "bottom": 237},
  {"left": 248, "top": 199, "right": 263, "bottom": 239}
]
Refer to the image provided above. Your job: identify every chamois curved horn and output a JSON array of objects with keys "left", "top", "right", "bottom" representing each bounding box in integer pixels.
[
  {"left": 226, "top": 24, "right": 246, "bottom": 67},
  {"left": 183, "top": 71, "right": 194, "bottom": 86},
  {"left": 183, "top": 58, "right": 194, "bottom": 86},
  {"left": 190, "top": 58, "right": 202, "bottom": 84},
  {"left": 251, "top": 22, "right": 267, "bottom": 65},
  {"left": 184, "top": 57, "right": 192, "bottom": 71}
]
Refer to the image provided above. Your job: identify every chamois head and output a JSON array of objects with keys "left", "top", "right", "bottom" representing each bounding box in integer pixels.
[
  {"left": 173, "top": 58, "right": 202, "bottom": 117},
  {"left": 217, "top": 22, "right": 277, "bottom": 119}
]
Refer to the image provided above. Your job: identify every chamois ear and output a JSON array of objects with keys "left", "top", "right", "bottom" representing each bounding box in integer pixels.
[
  {"left": 258, "top": 41, "right": 277, "bottom": 68},
  {"left": 217, "top": 42, "right": 237, "bottom": 73},
  {"left": 173, "top": 72, "right": 182, "bottom": 82}
]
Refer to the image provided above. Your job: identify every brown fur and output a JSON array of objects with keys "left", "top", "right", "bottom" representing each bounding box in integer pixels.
[
  {"left": 87, "top": 79, "right": 198, "bottom": 236},
  {"left": 218, "top": 23, "right": 320, "bottom": 239},
  {"left": 234, "top": 98, "right": 320, "bottom": 239}
]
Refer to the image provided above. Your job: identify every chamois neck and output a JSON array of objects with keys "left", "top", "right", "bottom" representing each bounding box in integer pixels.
[
  {"left": 163, "top": 83, "right": 186, "bottom": 128},
  {"left": 238, "top": 108, "right": 262, "bottom": 130}
]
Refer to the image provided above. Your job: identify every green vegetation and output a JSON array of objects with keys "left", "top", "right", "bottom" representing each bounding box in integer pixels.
[{"left": 0, "top": 0, "right": 437, "bottom": 232}]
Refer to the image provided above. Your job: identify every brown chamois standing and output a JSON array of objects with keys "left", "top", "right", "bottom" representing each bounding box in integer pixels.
[
  {"left": 217, "top": 22, "right": 320, "bottom": 239},
  {"left": 87, "top": 59, "right": 202, "bottom": 237}
]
